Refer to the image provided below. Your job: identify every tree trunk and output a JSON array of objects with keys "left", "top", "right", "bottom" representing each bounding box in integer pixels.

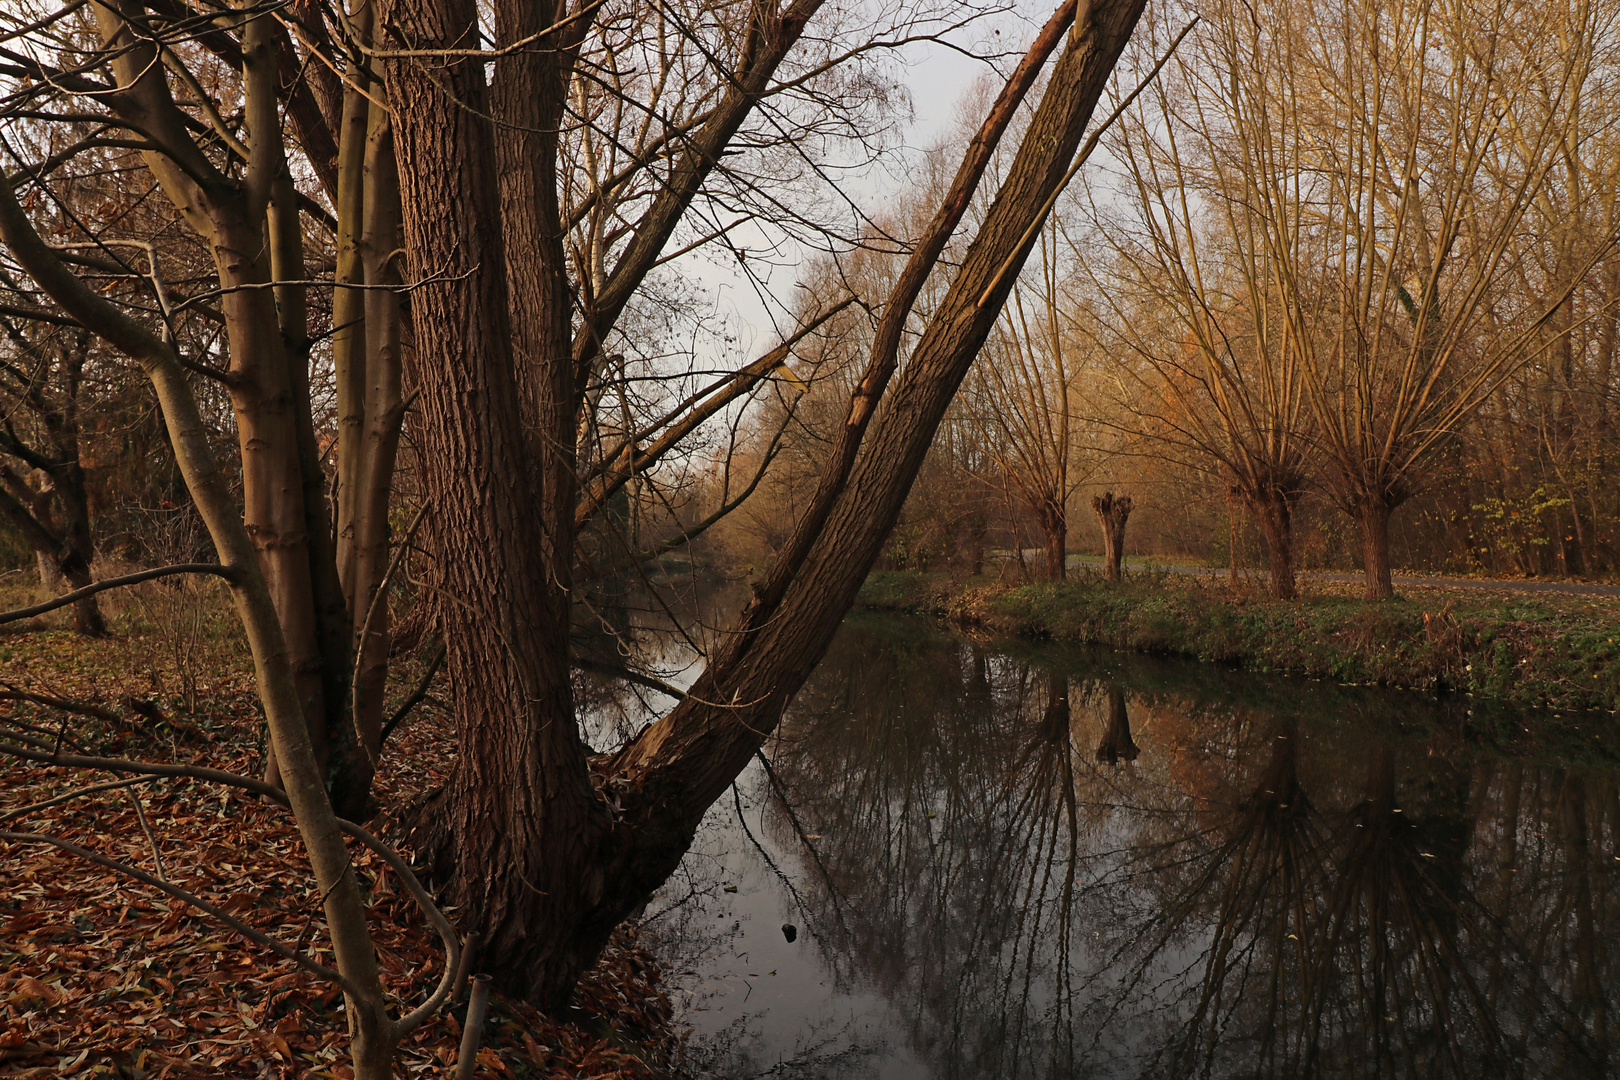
[
  {"left": 1038, "top": 496, "right": 1067, "bottom": 581},
  {"left": 344, "top": 91, "right": 409, "bottom": 795},
  {"left": 1091, "top": 492, "right": 1133, "bottom": 581},
  {"left": 1228, "top": 494, "right": 1241, "bottom": 584},
  {"left": 0, "top": 466, "right": 105, "bottom": 635},
  {"left": 0, "top": 168, "right": 396, "bottom": 1080},
  {"left": 384, "top": 0, "right": 607, "bottom": 1008},
  {"left": 1559, "top": 503, "right": 1587, "bottom": 578},
  {"left": 1250, "top": 490, "right": 1298, "bottom": 600},
  {"left": 86, "top": 0, "right": 348, "bottom": 792},
  {"left": 35, "top": 550, "right": 62, "bottom": 593},
  {"left": 1356, "top": 497, "right": 1396, "bottom": 599}
]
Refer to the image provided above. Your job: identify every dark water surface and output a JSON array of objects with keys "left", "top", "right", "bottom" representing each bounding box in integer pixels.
[{"left": 643, "top": 611, "right": 1619, "bottom": 1079}]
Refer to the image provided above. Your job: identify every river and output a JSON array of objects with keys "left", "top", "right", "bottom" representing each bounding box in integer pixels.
[{"left": 632, "top": 610, "right": 1618, "bottom": 1079}]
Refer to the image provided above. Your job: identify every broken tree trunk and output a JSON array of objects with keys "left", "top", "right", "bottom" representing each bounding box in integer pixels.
[{"left": 1091, "top": 492, "right": 1133, "bottom": 581}]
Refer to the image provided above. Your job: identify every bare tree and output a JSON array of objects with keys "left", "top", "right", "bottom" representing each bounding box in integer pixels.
[
  {"left": 0, "top": 321, "right": 106, "bottom": 632},
  {"left": 1115, "top": 0, "right": 1600, "bottom": 598},
  {"left": 380, "top": 0, "right": 1147, "bottom": 1005},
  {"left": 967, "top": 223, "right": 1091, "bottom": 580},
  {"left": 1093, "top": 12, "right": 1317, "bottom": 598}
]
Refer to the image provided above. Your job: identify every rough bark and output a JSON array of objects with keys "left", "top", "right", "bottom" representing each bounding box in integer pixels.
[
  {"left": 1037, "top": 496, "right": 1067, "bottom": 581},
  {"left": 383, "top": 0, "right": 606, "bottom": 1010},
  {"left": 1246, "top": 486, "right": 1299, "bottom": 600},
  {"left": 606, "top": 0, "right": 1147, "bottom": 993},
  {"left": 1091, "top": 492, "right": 1133, "bottom": 581},
  {"left": 1356, "top": 497, "right": 1396, "bottom": 599}
]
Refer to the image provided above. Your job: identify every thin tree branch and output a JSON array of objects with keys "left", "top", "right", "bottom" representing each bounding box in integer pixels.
[{"left": 0, "top": 563, "right": 238, "bottom": 626}]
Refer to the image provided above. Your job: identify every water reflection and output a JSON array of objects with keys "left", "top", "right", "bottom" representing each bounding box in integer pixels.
[{"left": 651, "top": 613, "right": 1618, "bottom": 1079}]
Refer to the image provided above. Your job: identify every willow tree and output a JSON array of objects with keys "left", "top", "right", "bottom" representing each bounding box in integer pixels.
[
  {"left": 0, "top": 0, "right": 404, "bottom": 807},
  {"left": 1114, "top": 0, "right": 1596, "bottom": 598},
  {"left": 966, "top": 222, "right": 1093, "bottom": 581},
  {"left": 1094, "top": 5, "right": 1317, "bottom": 599}
]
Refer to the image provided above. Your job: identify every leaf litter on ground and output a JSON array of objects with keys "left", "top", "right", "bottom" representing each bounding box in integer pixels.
[{"left": 1, "top": 627, "right": 683, "bottom": 1079}]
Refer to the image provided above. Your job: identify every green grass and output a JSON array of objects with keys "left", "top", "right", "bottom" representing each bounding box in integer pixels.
[{"left": 859, "top": 569, "right": 1620, "bottom": 714}]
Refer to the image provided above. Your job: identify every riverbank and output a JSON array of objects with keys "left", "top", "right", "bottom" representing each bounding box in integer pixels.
[{"left": 859, "top": 570, "right": 1620, "bottom": 714}]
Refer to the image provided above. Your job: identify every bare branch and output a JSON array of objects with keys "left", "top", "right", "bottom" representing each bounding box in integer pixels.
[{"left": 0, "top": 563, "right": 238, "bottom": 626}]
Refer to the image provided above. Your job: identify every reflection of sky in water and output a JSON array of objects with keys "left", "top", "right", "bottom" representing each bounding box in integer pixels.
[{"left": 636, "top": 611, "right": 1620, "bottom": 1079}]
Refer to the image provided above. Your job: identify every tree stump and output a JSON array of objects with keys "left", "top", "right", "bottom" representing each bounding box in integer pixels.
[{"left": 1091, "top": 492, "right": 1134, "bottom": 582}]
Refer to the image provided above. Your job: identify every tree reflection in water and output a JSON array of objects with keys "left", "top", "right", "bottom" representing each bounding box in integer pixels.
[{"left": 649, "top": 613, "right": 1618, "bottom": 1079}]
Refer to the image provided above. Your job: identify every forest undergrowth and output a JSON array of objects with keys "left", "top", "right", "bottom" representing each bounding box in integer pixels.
[
  {"left": 0, "top": 589, "right": 683, "bottom": 1080},
  {"left": 861, "top": 569, "right": 1620, "bottom": 718}
]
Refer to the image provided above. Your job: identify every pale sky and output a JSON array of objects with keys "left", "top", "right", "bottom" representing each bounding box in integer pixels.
[{"left": 668, "top": 1, "right": 1058, "bottom": 364}]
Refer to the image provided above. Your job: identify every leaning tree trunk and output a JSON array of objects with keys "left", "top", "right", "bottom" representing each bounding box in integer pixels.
[{"left": 1091, "top": 492, "right": 1133, "bottom": 581}]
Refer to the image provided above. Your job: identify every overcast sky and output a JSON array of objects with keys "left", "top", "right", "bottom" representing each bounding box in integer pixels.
[{"left": 668, "top": 1, "right": 1057, "bottom": 364}]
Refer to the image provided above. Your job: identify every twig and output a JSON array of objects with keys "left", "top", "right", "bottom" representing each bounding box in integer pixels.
[
  {"left": 0, "top": 775, "right": 157, "bottom": 825},
  {"left": 343, "top": 815, "right": 460, "bottom": 1036},
  {"left": 574, "top": 654, "right": 687, "bottom": 702},
  {"left": 124, "top": 784, "right": 167, "bottom": 881},
  {"left": 0, "top": 685, "right": 126, "bottom": 729},
  {"left": 351, "top": 505, "right": 430, "bottom": 767},
  {"left": 0, "top": 563, "right": 238, "bottom": 625},
  {"left": 378, "top": 643, "right": 446, "bottom": 749}
]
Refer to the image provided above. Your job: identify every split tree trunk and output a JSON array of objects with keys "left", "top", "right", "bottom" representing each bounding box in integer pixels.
[
  {"left": 1091, "top": 492, "right": 1133, "bottom": 581},
  {"left": 384, "top": 0, "right": 1148, "bottom": 1008},
  {"left": 384, "top": 0, "right": 606, "bottom": 1006},
  {"left": 0, "top": 167, "right": 395, "bottom": 1080},
  {"left": 87, "top": 0, "right": 375, "bottom": 803}
]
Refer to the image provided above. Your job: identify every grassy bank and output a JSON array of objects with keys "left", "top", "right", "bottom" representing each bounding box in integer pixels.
[{"left": 859, "top": 570, "right": 1620, "bottom": 714}]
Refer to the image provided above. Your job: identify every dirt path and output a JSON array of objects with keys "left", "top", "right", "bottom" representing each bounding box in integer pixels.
[{"left": 1123, "top": 561, "right": 1620, "bottom": 598}]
